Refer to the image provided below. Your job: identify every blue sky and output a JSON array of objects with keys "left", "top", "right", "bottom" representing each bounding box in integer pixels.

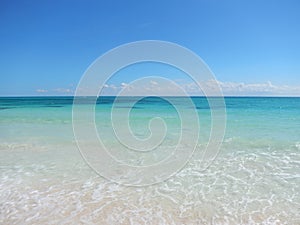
[{"left": 0, "top": 0, "right": 300, "bottom": 96}]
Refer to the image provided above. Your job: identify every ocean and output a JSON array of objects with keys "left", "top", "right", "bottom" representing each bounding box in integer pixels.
[{"left": 1, "top": 96, "right": 300, "bottom": 224}]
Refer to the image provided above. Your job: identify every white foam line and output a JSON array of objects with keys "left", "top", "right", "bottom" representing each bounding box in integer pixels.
[{"left": 155, "top": 189, "right": 178, "bottom": 205}]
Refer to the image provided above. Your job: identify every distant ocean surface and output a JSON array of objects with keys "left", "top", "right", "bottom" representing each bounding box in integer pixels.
[{"left": 1, "top": 96, "right": 300, "bottom": 224}]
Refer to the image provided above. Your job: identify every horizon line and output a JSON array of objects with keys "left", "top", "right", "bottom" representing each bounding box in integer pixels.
[{"left": 1, "top": 95, "right": 300, "bottom": 98}]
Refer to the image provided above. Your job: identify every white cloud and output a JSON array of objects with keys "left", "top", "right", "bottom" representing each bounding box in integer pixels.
[
  {"left": 100, "top": 80, "right": 300, "bottom": 96},
  {"left": 36, "top": 89, "right": 48, "bottom": 93},
  {"left": 101, "top": 79, "right": 184, "bottom": 96},
  {"left": 38, "top": 80, "right": 300, "bottom": 96},
  {"left": 215, "top": 80, "right": 300, "bottom": 96},
  {"left": 150, "top": 80, "right": 158, "bottom": 85},
  {"left": 121, "top": 83, "right": 128, "bottom": 87},
  {"left": 53, "top": 88, "right": 73, "bottom": 94}
]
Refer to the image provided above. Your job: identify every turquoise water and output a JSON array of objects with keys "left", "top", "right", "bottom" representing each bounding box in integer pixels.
[{"left": 1, "top": 97, "right": 300, "bottom": 224}]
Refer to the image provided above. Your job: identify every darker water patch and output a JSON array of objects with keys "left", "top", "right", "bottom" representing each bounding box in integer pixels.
[
  {"left": 0, "top": 107, "right": 15, "bottom": 110},
  {"left": 114, "top": 106, "right": 143, "bottom": 109},
  {"left": 43, "top": 105, "right": 64, "bottom": 108},
  {"left": 195, "top": 106, "right": 209, "bottom": 110}
]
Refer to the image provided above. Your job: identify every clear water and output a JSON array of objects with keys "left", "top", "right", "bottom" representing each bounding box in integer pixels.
[{"left": 1, "top": 97, "right": 300, "bottom": 224}]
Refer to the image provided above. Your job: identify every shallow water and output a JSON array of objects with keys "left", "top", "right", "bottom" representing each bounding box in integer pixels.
[{"left": 1, "top": 97, "right": 300, "bottom": 224}]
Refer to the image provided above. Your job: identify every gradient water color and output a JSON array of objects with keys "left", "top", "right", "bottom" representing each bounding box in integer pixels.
[{"left": 1, "top": 97, "right": 300, "bottom": 224}]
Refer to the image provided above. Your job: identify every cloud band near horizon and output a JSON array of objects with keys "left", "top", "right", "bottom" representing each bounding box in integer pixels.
[{"left": 34, "top": 80, "right": 300, "bottom": 97}]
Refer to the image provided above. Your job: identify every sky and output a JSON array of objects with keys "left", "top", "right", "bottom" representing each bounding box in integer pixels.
[{"left": 0, "top": 0, "right": 300, "bottom": 96}]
